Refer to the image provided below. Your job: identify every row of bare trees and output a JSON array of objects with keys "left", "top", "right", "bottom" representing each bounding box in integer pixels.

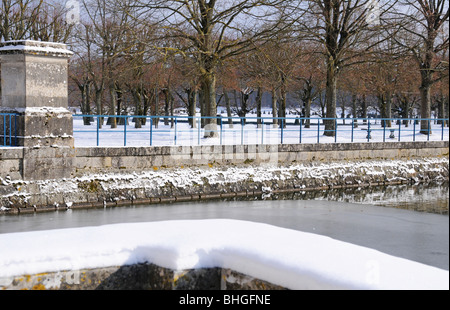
[
  {"left": 0, "top": 0, "right": 74, "bottom": 41},
  {"left": 1, "top": 0, "right": 448, "bottom": 137}
]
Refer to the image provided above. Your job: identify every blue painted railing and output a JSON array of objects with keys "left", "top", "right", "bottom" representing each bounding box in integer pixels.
[
  {"left": 73, "top": 115, "right": 449, "bottom": 147},
  {"left": 0, "top": 113, "right": 18, "bottom": 147}
]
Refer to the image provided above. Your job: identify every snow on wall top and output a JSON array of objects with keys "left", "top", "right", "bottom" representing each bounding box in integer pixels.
[
  {"left": 0, "top": 219, "right": 448, "bottom": 290},
  {"left": 0, "top": 40, "right": 73, "bottom": 58}
]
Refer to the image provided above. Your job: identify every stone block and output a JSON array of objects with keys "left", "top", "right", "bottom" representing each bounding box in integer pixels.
[{"left": 22, "top": 147, "right": 75, "bottom": 181}]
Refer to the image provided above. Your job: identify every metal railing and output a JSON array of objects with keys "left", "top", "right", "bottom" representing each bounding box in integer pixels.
[
  {"left": 73, "top": 115, "right": 449, "bottom": 147},
  {"left": 0, "top": 113, "right": 18, "bottom": 147}
]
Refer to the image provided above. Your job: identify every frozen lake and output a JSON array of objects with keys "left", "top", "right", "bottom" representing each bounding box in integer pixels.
[{"left": 1, "top": 184, "right": 448, "bottom": 271}]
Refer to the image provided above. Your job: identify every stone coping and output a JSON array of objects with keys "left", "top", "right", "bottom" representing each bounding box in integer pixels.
[
  {"left": 74, "top": 141, "right": 449, "bottom": 157},
  {"left": 0, "top": 40, "right": 73, "bottom": 58}
]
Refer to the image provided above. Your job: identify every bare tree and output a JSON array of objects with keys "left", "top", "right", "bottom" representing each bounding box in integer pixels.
[
  {"left": 0, "top": 0, "right": 75, "bottom": 42},
  {"left": 73, "top": 0, "right": 138, "bottom": 128},
  {"left": 291, "top": 0, "right": 399, "bottom": 136},
  {"left": 127, "top": 0, "right": 285, "bottom": 138},
  {"left": 394, "top": 0, "right": 449, "bottom": 134},
  {"left": 1, "top": 0, "right": 42, "bottom": 41},
  {"left": 30, "top": 1, "right": 75, "bottom": 43}
]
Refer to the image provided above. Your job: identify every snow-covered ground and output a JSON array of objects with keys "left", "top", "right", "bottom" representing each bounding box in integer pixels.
[
  {"left": 0, "top": 219, "right": 448, "bottom": 290},
  {"left": 73, "top": 114, "right": 449, "bottom": 147}
]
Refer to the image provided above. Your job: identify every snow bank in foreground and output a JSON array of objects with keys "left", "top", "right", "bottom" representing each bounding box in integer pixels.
[{"left": 0, "top": 220, "right": 447, "bottom": 290}]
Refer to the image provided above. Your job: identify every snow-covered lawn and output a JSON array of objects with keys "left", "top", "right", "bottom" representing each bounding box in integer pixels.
[
  {"left": 73, "top": 115, "right": 449, "bottom": 147},
  {"left": 0, "top": 219, "right": 448, "bottom": 290}
]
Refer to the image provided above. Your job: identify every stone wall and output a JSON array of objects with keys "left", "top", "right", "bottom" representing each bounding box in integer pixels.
[
  {"left": 1, "top": 141, "right": 448, "bottom": 182},
  {"left": 0, "top": 143, "right": 448, "bottom": 214},
  {"left": 73, "top": 141, "right": 449, "bottom": 175},
  {"left": 0, "top": 263, "right": 285, "bottom": 290}
]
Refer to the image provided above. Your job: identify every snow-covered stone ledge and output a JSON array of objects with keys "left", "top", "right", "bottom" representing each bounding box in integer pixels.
[{"left": 0, "top": 220, "right": 448, "bottom": 290}]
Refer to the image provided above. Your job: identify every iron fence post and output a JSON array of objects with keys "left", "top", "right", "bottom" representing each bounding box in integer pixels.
[
  {"left": 96, "top": 116, "right": 100, "bottom": 146},
  {"left": 150, "top": 117, "right": 153, "bottom": 146},
  {"left": 299, "top": 118, "right": 302, "bottom": 144},
  {"left": 9, "top": 114, "right": 12, "bottom": 146},
  {"left": 351, "top": 119, "right": 354, "bottom": 143},
  {"left": 124, "top": 116, "right": 127, "bottom": 146},
  {"left": 241, "top": 118, "right": 244, "bottom": 145},
  {"left": 317, "top": 119, "right": 320, "bottom": 144},
  {"left": 198, "top": 117, "right": 201, "bottom": 146},
  {"left": 261, "top": 118, "right": 264, "bottom": 145},
  {"left": 3, "top": 115, "right": 5, "bottom": 147},
  {"left": 14, "top": 115, "right": 18, "bottom": 146},
  {"left": 220, "top": 116, "right": 223, "bottom": 145},
  {"left": 175, "top": 118, "right": 177, "bottom": 146},
  {"left": 334, "top": 118, "right": 337, "bottom": 143}
]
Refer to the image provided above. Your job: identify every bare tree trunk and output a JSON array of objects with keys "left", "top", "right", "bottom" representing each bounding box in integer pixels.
[
  {"left": 203, "top": 74, "right": 218, "bottom": 138},
  {"left": 271, "top": 89, "right": 278, "bottom": 128},
  {"left": 116, "top": 87, "right": 122, "bottom": 116},
  {"left": 445, "top": 95, "right": 449, "bottom": 127},
  {"left": 188, "top": 89, "right": 197, "bottom": 129},
  {"left": 324, "top": 65, "right": 337, "bottom": 136},
  {"left": 420, "top": 82, "right": 432, "bottom": 135},
  {"left": 304, "top": 96, "right": 312, "bottom": 128},
  {"left": 75, "top": 79, "right": 92, "bottom": 126},
  {"left": 170, "top": 92, "right": 174, "bottom": 129},
  {"left": 340, "top": 92, "right": 346, "bottom": 125},
  {"left": 300, "top": 81, "right": 313, "bottom": 129},
  {"left": 224, "top": 91, "right": 234, "bottom": 129},
  {"left": 256, "top": 86, "right": 262, "bottom": 128},
  {"left": 141, "top": 88, "right": 149, "bottom": 126},
  {"left": 436, "top": 92, "right": 447, "bottom": 126},
  {"left": 361, "top": 94, "right": 367, "bottom": 124},
  {"left": 278, "top": 73, "right": 287, "bottom": 129},
  {"left": 199, "top": 88, "right": 205, "bottom": 128},
  {"left": 163, "top": 88, "right": 170, "bottom": 126},
  {"left": 132, "top": 89, "right": 142, "bottom": 129},
  {"left": 398, "top": 94, "right": 411, "bottom": 127},
  {"left": 279, "top": 88, "right": 287, "bottom": 129},
  {"left": 352, "top": 93, "right": 358, "bottom": 129},
  {"left": 108, "top": 83, "right": 117, "bottom": 128},
  {"left": 94, "top": 85, "right": 104, "bottom": 128},
  {"left": 386, "top": 92, "right": 392, "bottom": 128},
  {"left": 154, "top": 87, "right": 159, "bottom": 129},
  {"left": 238, "top": 88, "right": 252, "bottom": 125}
]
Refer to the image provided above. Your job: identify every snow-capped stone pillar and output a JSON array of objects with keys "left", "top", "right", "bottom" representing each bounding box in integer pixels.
[
  {"left": 0, "top": 40, "right": 75, "bottom": 181},
  {"left": 0, "top": 40, "right": 74, "bottom": 147}
]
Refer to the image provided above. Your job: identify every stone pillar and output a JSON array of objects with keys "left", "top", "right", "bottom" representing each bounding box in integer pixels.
[{"left": 0, "top": 40, "right": 75, "bottom": 181}]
